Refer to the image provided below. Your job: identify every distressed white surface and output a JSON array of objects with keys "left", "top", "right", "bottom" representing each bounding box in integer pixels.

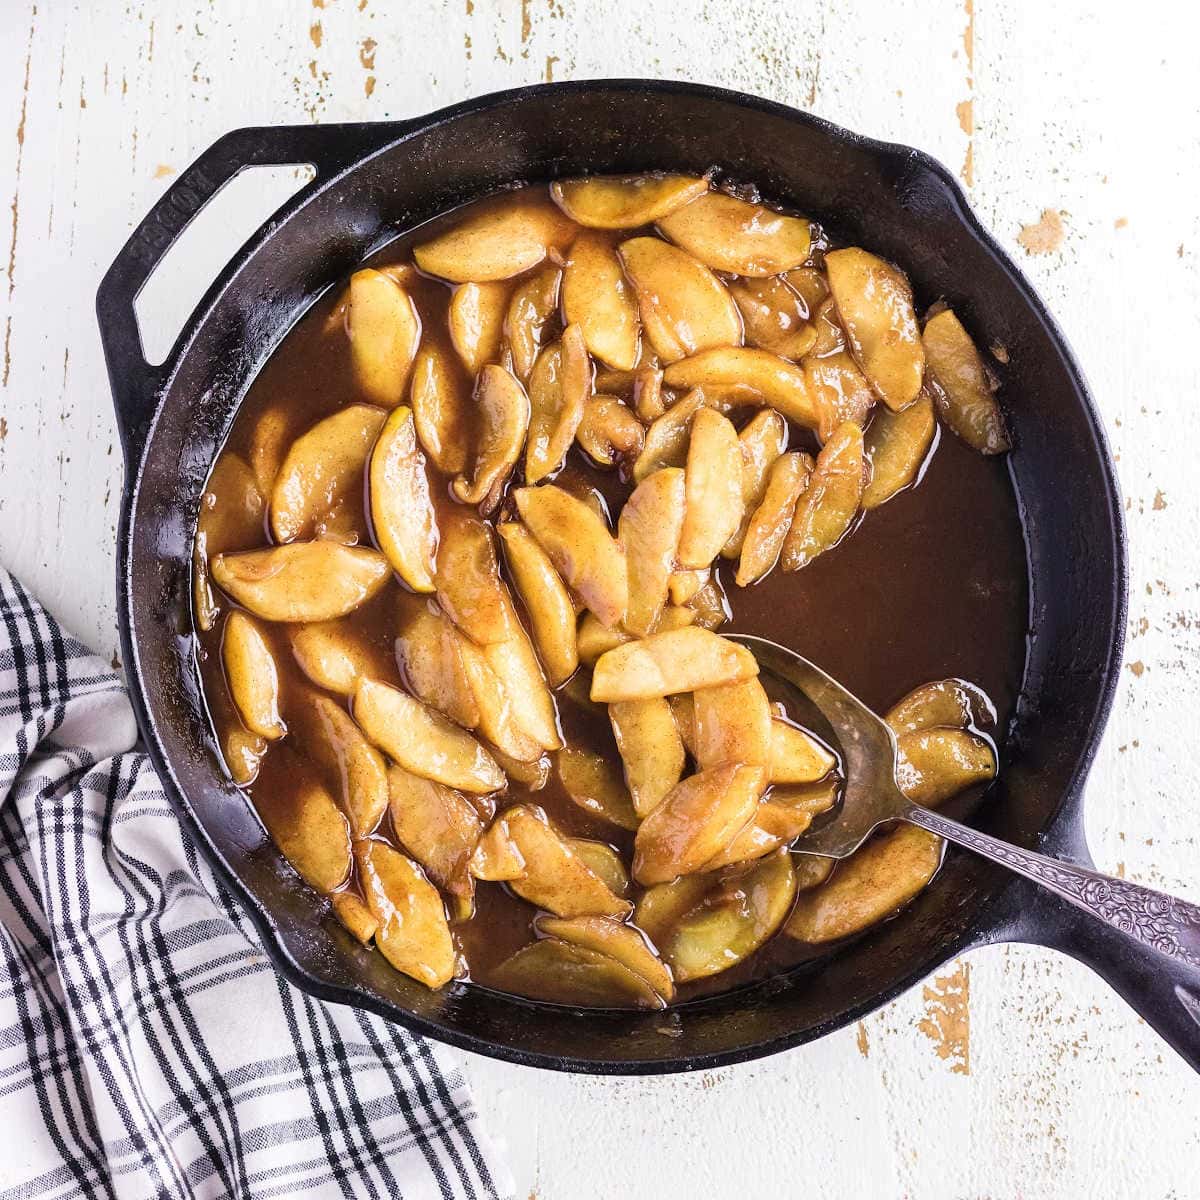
[{"left": 2, "top": 1, "right": 1199, "bottom": 1196}]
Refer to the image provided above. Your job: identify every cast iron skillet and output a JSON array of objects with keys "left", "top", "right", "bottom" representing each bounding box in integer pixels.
[{"left": 95, "top": 80, "right": 1195, "bottom": 1075}]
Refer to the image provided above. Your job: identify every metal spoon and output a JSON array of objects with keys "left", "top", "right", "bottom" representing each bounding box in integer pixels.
[{"left": 734, "top": 634, "right": 1200, "bottom": 967}]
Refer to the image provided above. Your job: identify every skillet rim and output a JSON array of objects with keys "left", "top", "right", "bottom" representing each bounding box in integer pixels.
[{"left": 107, "top": 78, "right": 1129, "bottom": 1075}]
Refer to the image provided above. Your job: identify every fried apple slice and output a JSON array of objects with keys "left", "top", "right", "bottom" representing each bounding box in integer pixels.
[
  {"left": 254, "top": 772, "right": 351, "bottom": 894},
  {"left": 538, "top": 915, "right": 674, "bottom": 1001},
  {"left": 270, "top": 405, "right": 385, "bottom": 543},
  {"left": 770, "top": 718, "right": 837, "bottom": 783},
  {"left": 780, "top": 421, "right": 864, "bottom": 571},
  {"left": 448, "top": 280, "right": 511, "bottom": 376},
  {"left": 557, "top": 747, "right": 639, "bottom": 831},
  {"left": 221, "top": 611, "right": 286, "bottom": 740},
  {"left": 356, "top": 840, "right": 457, "bottom": 987},
  {"left": 470, "top": 805, "right": 632, "bottom": 918},
  {"left": 885, "top": 678, "right": 995, "bottom": 735},
  {"left": 387, "top": 765, "right": 483, "bottom": 897},
  {"left": 330, "top": 891, "right": 379, "bottom": 944},
  {"left": 722, "top": 409, "right": 787, "bottom": 559},
  {"left": 803, "top": 351, "right": 876, "bottom": 443},
  {"left": 633, "top": 763, "right": 766, "bottom": 885},
  {"left": 686, "top": 576, "right": 729, "bottom": 630},
  {"left": 663, "top": 348, "right": 819, "bottom": 429},
  {"left": 194, "top": 454, "right": 266, "bottom": 629},
  {"left": 525, "top": 325, "right": 589, "bottom": 483},
  {"left": 668, "top": 693, "right": 696, "bottom": 756},
  {"left": 491, "top": 938, "right": 663, "bottom": 1008},
  {"left": 562, "top": 229, "right": 640, "bottom": 369},
  {"left": 658, "top": 192, "right": 811, "bottom": 276},
  {"left": 678, "top": 408, "right": 743, "bottom": 569},
  {"left": 825, "top": 247, "right": 924, "bottom": 411},
  {"left": 395, "top": 601, "right": 481, "bottom": 729},
  {"left": 450, "top": 636, "right": 542, "bottom": 762},
  {"left": 785, "top": 823, "right": 944, "bottom": 943},
  {"left": 568, "top": 839, "right": 631, "bottom": 897},
  {"left": 291, "top": 690, "right": 389, "bottom": 837},
  {"left": 576, "top": 604, "right": 695, "bottom": 665},
  {"left": 665, "top": 849, "right": 796, "bottom": 981},
  {"left": 211, "top": 543, "right": 390, "bottom": 623},
  {"left": 631, "top": 388, "right": 705, "bottom": 482},
  {"left": 922, "top": 308, "right": 1010, "bottom": 454},
  {"left": 632, "top": 366, "right": 665, "bottom": 421},
  {"left": 289, "top": 620, "right": 391, "bottom": 698},
  {"left": 247, "top": 407, "right": 291, "bottom": 499},
  {"left": 452, "top": 365, "right": 530, "bottom": 514},
  {"left": 576, "top": 395, "right": 645, "bottom": 467},
  {"left": 504, "top": 264, "right": 561, "bottom": 382},
  {"left": 809, "top": 296, "right": 848, "bottom": 357},
  {"left": 591, "top": 627, "right": 758, "bottom": 702},
  {"left": 735, "top": 451, "right": 813, "bottom": 586},
  {"left": 862, "top": 389, "right": 936, "bottom": 509},
  {"left": 491, "top": 747, "right": 550, "bottom": 790},
  {"left": 619, "top": 237, "right": 742, "bottom": 363},
  {"left": 896, "top": 728, "right": 996, "bottom": 806},
  {"left": 434, "top": 512, "right": 513, "bottom": 645},
  {"left": 702, "top": 777, "right": 839, "bottom": 869},
  {"left": 369, "top": 406, "right": 438, "bottom": 591},
  {"left": 633, "top": 873, "right": 713, "bottom": 948},
  {"left": 619, "top": 466, "right": 685, "bottom": 636},
  {"left": 667, "top": 568, "right": 707, "bottom": 606},
  {"left": 691, "top": 678, "right": 772, "bottom": 770},
  {"left": 609, "top": 697, "right": 687, "bottom": 818},
  {"left": 410, "top": 342, "right": 471, "bottom": 475},
  {"left": 413, "top": 198, "right": 574, "bottom": 282},
  {"left": 347, "top": 268, "right": 421, "bottom": 407},
  {"left": 481, "top": 611, "right": 563, "bottom": 752},
  {"left": 786, "top": 265, "right": 829, "bottom": 313},
  {"left": 551, "top": 174, "right": 709, "bottom": 229},
  {"left": 222, "top": 727, "right": 267, "bottom": 785},
  {"left": 515, "top": 485, "right": 628, "bottom": 628},
  {"left": 497, "top": 522, "right": 578, "bottom": 686},
  {"left": 353, "top": 678, "right": 504, "bottom": 793},
  {"left": 728, "top": 276, "right": 817, "bottom": 360}
]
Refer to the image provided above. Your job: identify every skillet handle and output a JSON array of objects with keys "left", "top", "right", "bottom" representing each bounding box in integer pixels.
[
  {"left": 910, "top": 805, "right": 1200, "bottom": 1072},
  {"left": 95, "top": 122, "right": 406, "bottom": 468}
]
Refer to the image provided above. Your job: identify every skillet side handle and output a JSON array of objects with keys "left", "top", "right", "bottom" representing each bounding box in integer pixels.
[{"left": 95, "top": 122, "right": 404, "bottom": 469}]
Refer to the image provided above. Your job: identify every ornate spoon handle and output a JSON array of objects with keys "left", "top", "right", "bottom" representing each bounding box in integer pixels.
[{"left": 906, "top": 804, "right": 1200, "bottom": 968}]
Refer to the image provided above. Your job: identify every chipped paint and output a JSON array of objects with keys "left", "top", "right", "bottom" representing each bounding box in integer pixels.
[
  {"left": 1017, "top": 208, "right": 1065, "bottom": 255},
  {"left": 856, "top": 1021, "right": 869, "bottom": 1057},
  {"left": 958, "top": 0, "right": 975, "bottom": 185},
  {"left": 917, "top": 961, "right": 970, "bottom": 1074}
]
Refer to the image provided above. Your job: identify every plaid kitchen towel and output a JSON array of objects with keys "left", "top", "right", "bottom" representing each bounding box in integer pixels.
[{"left": 0, "top": 566, "right": 513, "bottom": 1200}]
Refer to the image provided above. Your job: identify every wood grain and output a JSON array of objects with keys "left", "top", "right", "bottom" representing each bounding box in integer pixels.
[{"left": 2, "top": 1, "right": 1198, "bottom": 1195}]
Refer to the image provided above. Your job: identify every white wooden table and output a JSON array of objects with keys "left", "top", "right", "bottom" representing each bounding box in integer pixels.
[{"left": 3, "top": 2, "right": 1199, "bottom": 1195}]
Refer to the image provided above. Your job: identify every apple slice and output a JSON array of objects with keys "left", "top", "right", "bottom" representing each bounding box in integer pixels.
[
  {"left": 452, "top": 365, "right": 530, "bottom": 514},
  {"left": 576, "top": 604, "right": 695, "bottom": 665},
  {"left": 453, "top": 636, "right": 543, "bottom": 763},
  {"left": 862, "top": 389, "right": 936, "bottom": 509},
  {"left": 330, "top": 892, "right": 379, "bottom": 944},
  {"left": 728, "top": 276, "right": 817, "bottom": 360},
  {"left": 657, "top": 192, "right": 811, "bottom": 276},
  {"left": 211, "top": 543, "right": 390, "bottom": 623},
  {"left": 884, "top": 678, "right": 995, "bottom": 735},
  {"left": 434, "top": 511, "right": 514, "bottom": 645},
  {"left": 289, "top": 621, "right": 391, "bottom": 697},
  {"left": 591, "top": 627, "right": 758, "bottom": 702},
  {"left": 922, "top": 307, "right": 1010, "bottom": 454},
  {"left": 448, "top": 279, "right": 512, "bottom": 376},
  {"left": 703, "top": 778, "right": 839, "bottom": 870},
  {"left": 896, "top": 728, "right": 996, "bottom": 807},
  {"left": 691, "top": 678, "right": 773, "bottom": 770},
  {"left": 562, "top": 229, "right": 641, "bottom": 369},
  {"left": 633, "top": 763, "right": 766, "bottom": 885},
  {"left": 735, "top": 451, "right": 813, "bottom": 587},
  {"left": 490, "top": 938, "right": 663, "bottom": 1009},
  {"left": 551, "top": 174, "right": 709, "bottom": 228},
  {"left": 619, "top": 236, "right": 742, "bottom": 363},
  {"left": 222, "top": 727, "right": 267, "bottom": 785},
  {"left": 781, "top": 421, "right": 865, "bottom": 571},
  {"left": 663, "top": 347, "right": 819, "bottom": 429},
  {"left": 619, "top": 466, "right": 686, "bottom": 637},
  {"left": 247, "top": 408, "right": 291, "bottom": 498},
  {"left": 387, "top": 765, "right": 484, "bottom": 898},
  {"left": 557, "top": 747, "right": 640, "bottom": 831},
  {"left": 631, "top": 388, "right": 705, "bottom": 483},
  {"left": 353, "top": 678, "right": 504, "bottom": 793},
  {"left": 504, "top": 264, "right": 562, "bottom": 382},
  {"left": 413, "top": 197, "right": 575, "bottom": 282},
  {"left": 369, "top": 406, "right": 438, "bottom": 592},
  {"left": 270, "top": 404, "right": 385, "bottom": 543},
  {"left": 825, "top": 247, "right": 924, "bottom": 411},
  {"left": 802, "top": 351, "right": 876, "bottom": 444},
  {"left": 497, "top": 522, "right": 578, "bottom": 686},
  {"left": 722, "top": 409, "right": 787, "bottom": 559},
  {"left": 254, "top": 771, "right": 351, "bottom": 894},
  {"left": 514, "top": 485, "right": 628, "bottom": 629},
  {"left": 395, "top": 600, "right": 481, "bottom": 730},
  {"left": 678, "top": 408, "right": 743, "bottom": 569},
  {"left": 525, "top": 325, "right": 590, "bottom": 483},
  {"left": 609, "top": 696, "right": 687, "bottom": 817},
  {"left": 481, "top": 606, "right": 563, "bottom": 752},
  {"left": 538, "top": 915, "right": 674, "bottom": 1001},
  {"left": 222, "top": 611, "right": 286, "bottom": 740},
  {"left": 347, "top": 268, "right": 421, "bottom": 407},
  {"left": 575, "top": 395, "right": 645, "bottom": 467},
  {"left": 567, "top": 839, "right": 632, "bottom": 898},
  {"left": 356, "top": 840, "right": 457, "bottom": 987},
  {"left": 410, "top": 341, "right": 471, "bottom": 475},
  {"left": 770, "top": 718, "right": 837, "bottom": 783}
]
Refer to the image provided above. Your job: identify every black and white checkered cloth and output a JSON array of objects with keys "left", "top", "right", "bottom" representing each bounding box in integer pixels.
[{"left": 0, "top": 567, "right": 513, "bottom": 1200}]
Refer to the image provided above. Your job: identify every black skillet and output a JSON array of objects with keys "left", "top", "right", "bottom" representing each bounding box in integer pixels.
[{"left": 96, "top": 80, "right": 1200, "bottom": 1074}]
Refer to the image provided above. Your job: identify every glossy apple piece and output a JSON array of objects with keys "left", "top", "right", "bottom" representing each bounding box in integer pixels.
[
  {"left": 608, "top": 696, "right": 686, "bottom": 818},
  {"left": 781, "top": 420, "right": 865, "bottom": 571},
  {"left": 551, "top": 173, "right": 709, "bottom": 228},
  {"left": 562, "top": 229, "right": 641, "bottom": 369},
  {"left": 369, "top": 406, "right": 439, "bottom": 592},
  {"left": 591, "top": 627, "right": 758, "bottom": 703},
  {"left": 922, "top": 307, "right": 1010, "bottom": 454},
  {"left": 347, "top": 268, "right": 421, "bottom": 407},
  {"left": 658, "top": 192, "right": 811, "bottom": 276}
]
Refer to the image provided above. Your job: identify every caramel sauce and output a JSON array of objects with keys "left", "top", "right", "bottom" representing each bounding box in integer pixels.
[{"left": 194, "top": 185, "right": 1028, "bottom": 1006}]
